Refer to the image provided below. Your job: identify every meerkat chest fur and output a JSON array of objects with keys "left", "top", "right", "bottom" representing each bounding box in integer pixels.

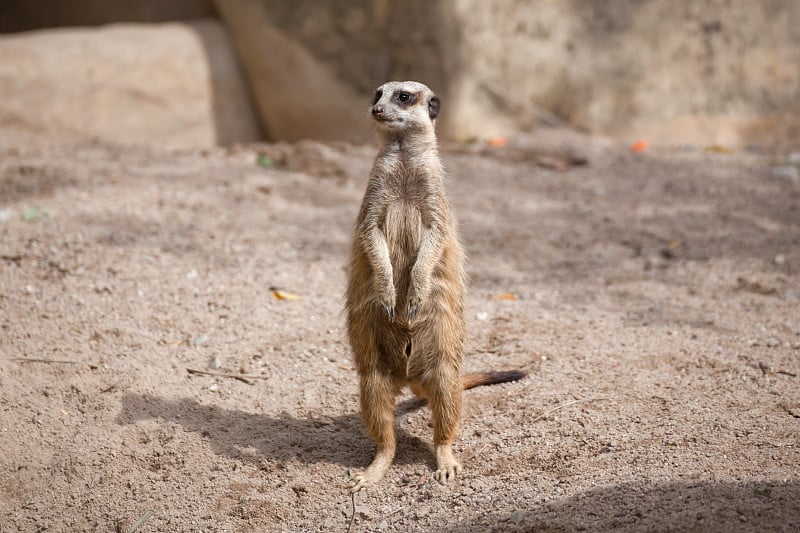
[{"left": 373, "top": 155, "right": 448, "bottom": 289}]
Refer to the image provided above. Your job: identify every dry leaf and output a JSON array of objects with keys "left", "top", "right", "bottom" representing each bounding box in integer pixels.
[
  {"left": 705, "top": 144, "right": 732, "bottom": 154},
  {"left": 272, "top": 289, "right": 302, "bottom": 301},
  {"left": 496, "top": 293, "right": 517, "bottom": 301},
  {"left": 536, "top": 155, "right": 569, "bottom": 172},
  {"left": 630, "top": 140, "right": 648, "bottom": 153},
  {"left": 488, "top": 136, "right": 508, "bottom": 147},
  {"left": 168, "top": 339, "right": 186, "bottom": 347}
]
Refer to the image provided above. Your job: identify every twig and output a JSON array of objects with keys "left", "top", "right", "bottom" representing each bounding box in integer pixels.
[
  {"left": 100, "top": 382, "right": 119, "bottom": 393},
  {"left": 530, "top": 398, "right": 606, "bottom": 424},
  {"left": 346, "top": 492, "right": 356, "bottom": 533},
  {"left": 186, "top": 367, "right": 269, "bottom": 384},
  {"left": 11, "top": 357, "right": 80, "bottom": 364},
  {"left": 127, "top": 510, "right": 153, "bottom": 533}
]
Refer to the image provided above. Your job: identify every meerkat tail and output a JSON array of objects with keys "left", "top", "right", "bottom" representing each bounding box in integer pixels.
[{"left": 461, "top": 370, "right": 527, "bottom": 390}]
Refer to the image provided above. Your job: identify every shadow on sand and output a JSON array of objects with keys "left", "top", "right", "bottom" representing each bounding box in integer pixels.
[
  {"left": 116, "top": 392, "right": 430, "bottom": 471},
  {"left": 445, "top": 478, "right": 800, "bottom": 532}
]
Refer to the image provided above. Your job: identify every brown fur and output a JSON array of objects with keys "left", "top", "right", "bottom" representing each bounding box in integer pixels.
[{"left": 345, "top": 81, "right": 525, "bottom": 492}]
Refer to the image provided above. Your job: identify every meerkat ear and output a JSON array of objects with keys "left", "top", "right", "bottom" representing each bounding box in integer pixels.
[{"left": 428, "top": 95, "right": 441, "bottom": 120}]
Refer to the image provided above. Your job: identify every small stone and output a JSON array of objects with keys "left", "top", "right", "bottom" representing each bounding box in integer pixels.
[
  {"left": 192, "top": 335, "right": 209, "bottom": 347},
  {"left": 774, "top": 254, "right": 786, "bottom": 265},
  {"left": 764, "top": 337, "right": 781, "bottom": 348},
  {"left": 771, "top": 166, "right": 800, "bottom": 184},
  {"left": 208, "top": 383, "right": 219, "bottom": 392}
]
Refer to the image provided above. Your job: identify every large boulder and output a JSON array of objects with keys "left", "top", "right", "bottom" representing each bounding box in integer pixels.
[{"left": 0, "top": 19, "right": 260, "bottom": 149}]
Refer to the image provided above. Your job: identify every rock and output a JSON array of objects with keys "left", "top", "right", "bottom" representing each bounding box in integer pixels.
[
  {"left": 0, "top": 20, "right": 260, "bottom": 149},
  {"left": 214, "top": 0, "right": 369, "bottom": 142},
  {"left": 763, "top": 337, "right": 781, "bottom": 348}
]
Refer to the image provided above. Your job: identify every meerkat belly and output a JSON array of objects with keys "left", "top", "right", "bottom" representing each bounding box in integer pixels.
[{"left": 383, "top": 202, "right": 422, "bottom": 291}]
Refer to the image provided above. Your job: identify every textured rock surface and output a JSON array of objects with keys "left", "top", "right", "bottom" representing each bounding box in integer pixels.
[
  {"left": 216, "top": 0, "right": 800, "bottom": 145},
  {"left": 0, "top": 19, "right": 260, "bottom": 148}
]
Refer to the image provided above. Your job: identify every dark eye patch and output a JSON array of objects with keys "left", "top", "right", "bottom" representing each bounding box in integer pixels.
[
  {"left": 372, "top": 89, "right": 383, "bottom": 105},
  {"left": 393, "top": 91, "right": 418, "bottom": 107}
]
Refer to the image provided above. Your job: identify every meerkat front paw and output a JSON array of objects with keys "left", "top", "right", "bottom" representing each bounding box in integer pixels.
[
  {"left": 378, "top": 282, "right": 396, "bottom": 321},
  {"left": 407, "top": 279, "right": 430, "bottom": 319}
]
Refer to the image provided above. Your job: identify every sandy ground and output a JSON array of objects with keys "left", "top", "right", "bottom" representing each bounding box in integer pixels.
[{"left": 0, "top": 131, "right": 798, "bottom": 532}]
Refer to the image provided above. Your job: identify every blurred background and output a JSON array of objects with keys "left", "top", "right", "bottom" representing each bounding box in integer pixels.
[{"left": 0, "top": 0, "right": 798, "bottom": 149}]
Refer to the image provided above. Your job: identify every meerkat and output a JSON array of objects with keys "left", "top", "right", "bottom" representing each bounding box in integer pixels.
[{"left": 345, "top": 81, "right": 526, "bottom": 492}]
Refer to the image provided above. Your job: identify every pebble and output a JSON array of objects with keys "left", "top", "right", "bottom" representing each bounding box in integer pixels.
[
  {"left": 771, "top": 166, "right": 800, "bottom": 184},
  {"left": 764, "top": 337, "right": 781, "bottom": 348},
  {"left": 192, "top": 335, "right": 209, "bottom": 347}
]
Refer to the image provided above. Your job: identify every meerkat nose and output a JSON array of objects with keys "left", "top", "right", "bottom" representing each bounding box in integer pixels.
[{"left": 371, "top": 104, "right": 384, "bottom": 116}]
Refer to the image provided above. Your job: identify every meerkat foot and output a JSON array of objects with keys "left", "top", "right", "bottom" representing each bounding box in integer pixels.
[
  {"left": 349, "top": 445, "right": 395, "bottom": 492},
  {"left": 348, "top": 462, "right": 391, "bottom": 492},
  {"left": 433, "top": 444, "right": 463, "bottom": 484}
]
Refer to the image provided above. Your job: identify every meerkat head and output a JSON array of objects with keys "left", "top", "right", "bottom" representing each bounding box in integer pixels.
[{"left": 369, "top": 81, "right": 440, "bottom": 136}]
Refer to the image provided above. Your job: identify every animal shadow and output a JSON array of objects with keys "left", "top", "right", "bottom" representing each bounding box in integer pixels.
[{"left": 116, "top": 393, "right": 430, "bottom": 471}]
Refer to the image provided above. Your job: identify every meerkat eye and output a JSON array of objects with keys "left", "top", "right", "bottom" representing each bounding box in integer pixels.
[{"left": 398, "top": 92, "right": 410, "bottom": 102}]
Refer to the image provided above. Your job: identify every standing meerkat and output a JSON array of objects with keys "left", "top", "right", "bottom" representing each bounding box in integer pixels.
[{"left": 345, "top": 81, "right": 525, "bottom": 492}]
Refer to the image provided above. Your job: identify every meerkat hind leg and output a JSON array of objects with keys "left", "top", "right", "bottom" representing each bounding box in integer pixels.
[
  {"left": 350, "top": 372, "right": 397, "bottom": 492},
  {"left": 426, "top": 371, "right": 464, "bottom": 483},
  {"left": 350, "top": 443, "right": 395, "bottom": 492}
]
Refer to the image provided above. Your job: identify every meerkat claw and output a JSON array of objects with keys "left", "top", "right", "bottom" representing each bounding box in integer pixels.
[
  {"left": 433, "top": 462, "right": 462, "bottom": 483},
  {"left": 349, "top": 475, "right": 369, "bottom": 493},
  {"left": 383, "top": 304, "right": 395, "bottom": 321}
]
